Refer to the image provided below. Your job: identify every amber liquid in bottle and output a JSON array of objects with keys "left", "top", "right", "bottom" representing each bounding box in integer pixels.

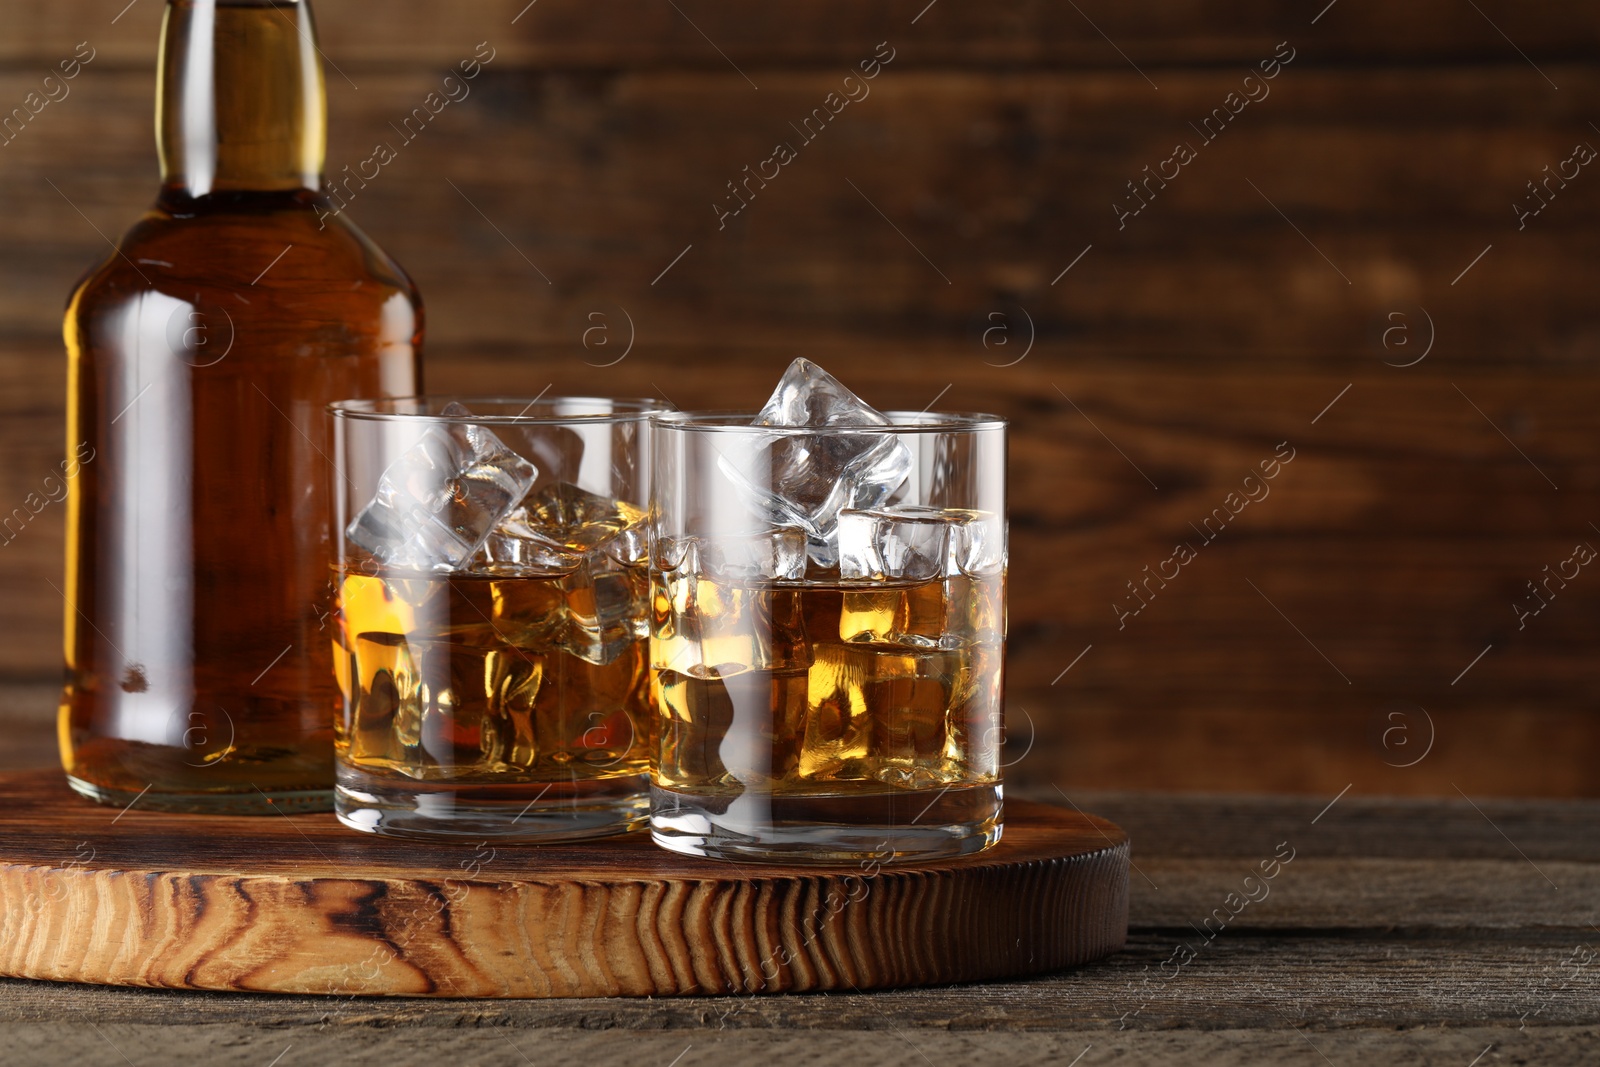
[{"left": 60, "top": 0, "right": 423, "bottom": 812}]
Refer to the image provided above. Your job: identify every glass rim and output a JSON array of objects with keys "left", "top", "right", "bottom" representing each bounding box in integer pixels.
[
  {"left": 328, "top": 395, "right": 668, "bottom": 425},
  {"left": 650, "top": 409, "right": 1007, "bottom": 434}
]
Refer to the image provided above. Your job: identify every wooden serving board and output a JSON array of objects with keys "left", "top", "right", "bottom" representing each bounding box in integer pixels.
[{"left": 0, "top": 769, "right": 1128, "bottom": 998}]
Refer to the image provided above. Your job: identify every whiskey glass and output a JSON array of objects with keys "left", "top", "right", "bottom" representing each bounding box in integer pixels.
[
  {"left": 329, "top": 397, "right": 661, "bottom": 841},
  {"left": 648, "top": 410, "right": 1007, "bottom": 863}
]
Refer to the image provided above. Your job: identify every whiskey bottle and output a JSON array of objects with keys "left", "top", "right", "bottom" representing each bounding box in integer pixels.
[{"left": 60, "top": 0, "right": 423, "bottom": 812}]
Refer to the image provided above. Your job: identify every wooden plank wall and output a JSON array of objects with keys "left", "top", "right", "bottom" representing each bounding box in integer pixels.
[{"left": 1, "top": 0, "right": 1596, "bottom": 796}]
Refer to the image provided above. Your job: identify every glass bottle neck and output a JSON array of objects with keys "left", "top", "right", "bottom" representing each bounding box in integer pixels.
[{"left": 157, "top": 0, "right": 326, "bottom": 197}]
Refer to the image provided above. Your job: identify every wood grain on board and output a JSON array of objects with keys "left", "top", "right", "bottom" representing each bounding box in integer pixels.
[{"left": 0, "top": 770, "right": 1128, "bottom": 997}]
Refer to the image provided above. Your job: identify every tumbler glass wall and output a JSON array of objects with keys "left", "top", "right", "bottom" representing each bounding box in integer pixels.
[
  {"left": 330, "top": 398, "right": 662, "bottom": 841},
  {"left": 648, "top": 411, "right": 1008, "bottom": 863}
]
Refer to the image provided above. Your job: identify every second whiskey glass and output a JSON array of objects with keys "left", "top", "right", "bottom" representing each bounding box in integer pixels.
[{"left": 648, "top": 409, "right": 1008, "bottom": 863}]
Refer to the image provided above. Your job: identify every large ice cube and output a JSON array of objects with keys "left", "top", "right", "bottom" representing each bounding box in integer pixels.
[
  {"left": 951, "top": 510, "right": 1006, "bottom": 577},
  {"left": 664, "top": 527, "right": 808, "bottom": 582},
  {"left": 754, "top": 357, "right": 886, "bottom": 426},
  {"left": 837, "top": 505, "right": 954, "bottom": 581},
  {"left": 347, "top": 404, "right": 537, "bottom": 571},
  {"left": 721, "top": 359, "right": 912, "bottom": 567},
  {"left": 838, "top": 505, "right": 1006, "bottom": 580},
  {"left": 480, "top": 482, "right": 647, "bottom": 574},
  {"left": 837, "top": 505, "right": 1005, "bottom": 649},
  {"left": 864, "top": 647, "right": 964, "bottom": 788},
  {"left": 838, "top": 581, "right": 948, "bottom": 647},
  {"left": 655, "top": 580, "right": 811, "bottom": 677},
  {"left": 478, "top": 483, "right": 650, "bottom": 664},
  {"left": 652, "top": 530, "right": 813, "bottom": 677},
  {"left": 561, "top": 562, "right": 650, "bottom": 665}
]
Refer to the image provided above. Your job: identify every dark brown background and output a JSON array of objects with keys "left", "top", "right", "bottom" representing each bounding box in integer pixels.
[{"left": 1, "top": 0, "right": 1596, "bottom": 796}]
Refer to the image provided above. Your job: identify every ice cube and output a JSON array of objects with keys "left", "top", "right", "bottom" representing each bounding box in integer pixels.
[
  {"left": 652, "top": 536, "right": 813, "bottom": 677},
  {"left": 839, "top": 581, "right": 949, "bottom": 648},
  {"left": 654, "top": 575, "right": 810, "bottom": 676},
  {"left": 943, "top": 573, "right": 1006, "bottom": 646},
  {"left": 480, "top": 482, "right": 647, "bottom": 574},
  {"left": 721, "top": 359, "right": 913, "bottom": 567},
  {"left": 838, "top": 505, "right": 1005, "bottom": 580},
  {"left": 754, "top": 357, "right": 887, "bottom": 427},
  {"left": 654, "top": 570, "right": 747, "bottom": 676},
  {"left": 836, "top": 506, "right": 1006, "bottom": 649},
  {"left": 347, "top": 403, "right": 537, "bottom": 571},
  {"left": 486, "top": 575, "right": 567, "bottom": 649},
  {"left": 952, "top": 510, "right": 1006, "bottom": 577},
  {"left": 837, "top": 505, "right": 955, "bottom": 581},
  {"left": 475, "top": 483, "right": 652, "bottom": 663},
  {"left": 864, "top": 647, "right": 964, "bottom": 789},
  {"left": 799, "top": 642, "right": 873, "bottom": 777},
  {"left": 692, "top": 527, "right": 809, "bottom": 582},
  {"left": 561, "top": 561, "right": 650, "bottom": 665}
]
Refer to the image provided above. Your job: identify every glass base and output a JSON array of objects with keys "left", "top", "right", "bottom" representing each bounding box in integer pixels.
[
  {"left": 648, "top": 782, "right": 1003, "bottom": 865},
  {"left": 65, "top": 774, "right": 333, "bottom": 815},
  {"left": 335, "top": 767, "right": 649, "bottom": 842}
]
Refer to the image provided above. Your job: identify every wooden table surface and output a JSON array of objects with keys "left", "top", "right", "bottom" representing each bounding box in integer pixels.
[{"left": 1, "top": 777, "right": 1595, "bottom": 1066}]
